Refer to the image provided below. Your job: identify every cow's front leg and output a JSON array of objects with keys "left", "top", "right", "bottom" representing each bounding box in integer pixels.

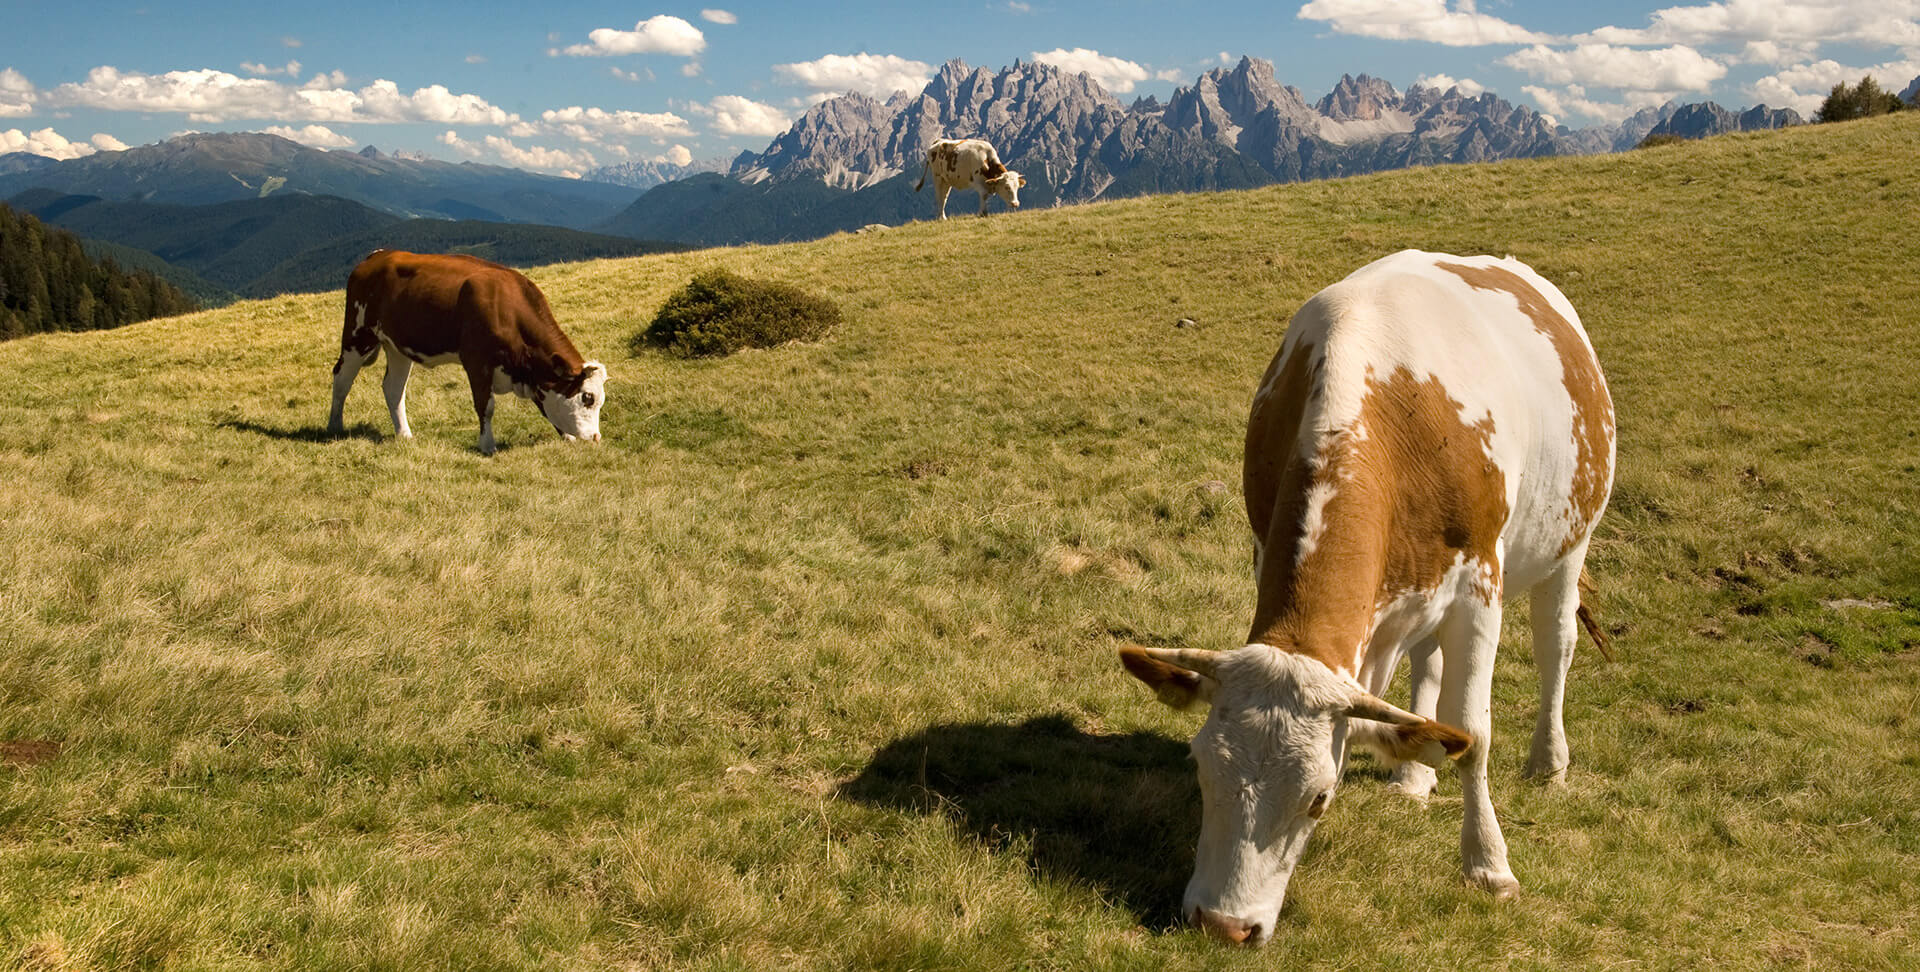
[
  {"left": 328, "top": 344, "right": 375, "bottom": 434},
  {"left": 1439, "top": 600, "right": 1518, "bottom": 898},
  {"left": 1387, "top": 637, "right": 1443, "bottom": 800},
  {"left": 934, "top": 185, "right": 951, "bottom": 221},
  {"left": 466, "top": 362, "right": 498, "bottom": 455},
  {"left": 381, "top": 351, "right": 414, "bottom": 439},
  {"left": 977, "top": 184, "right": 991, "bottom": 217}
]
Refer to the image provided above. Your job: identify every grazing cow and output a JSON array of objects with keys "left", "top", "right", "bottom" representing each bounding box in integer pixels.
[
  {"left": 913, "top": 138, "right": 1027, "bottom": 219},
  {"left": 1121, "top": 250, "right": 1614, "bottom": 945},
  {"left": 327, "top": 250, "right": 607, "bottom": 455}
]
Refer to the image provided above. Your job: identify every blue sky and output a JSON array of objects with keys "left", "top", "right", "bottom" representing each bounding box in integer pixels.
[{"left": 4, "top": 1, "right": 1916, "bottom": 174}]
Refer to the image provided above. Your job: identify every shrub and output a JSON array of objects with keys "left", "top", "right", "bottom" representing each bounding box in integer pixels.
[
  {"left": 1635, "top": 133, "right": 1689, "bottom": 150},
  {"left": 639, "top": 268, "right": 842, "bottom": 358},
  {"left": 1815, "top": 76, "right": 1906, "bottom": 123}
]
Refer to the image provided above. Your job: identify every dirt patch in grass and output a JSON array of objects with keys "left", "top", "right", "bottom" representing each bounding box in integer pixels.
[{"left": 1, "top": 739, "right": 61, "bottom": 767}]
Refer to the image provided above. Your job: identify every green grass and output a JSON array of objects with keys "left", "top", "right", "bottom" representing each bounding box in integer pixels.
[{"left": 3, "top": 115, "right": 1919, "bottom": 970}]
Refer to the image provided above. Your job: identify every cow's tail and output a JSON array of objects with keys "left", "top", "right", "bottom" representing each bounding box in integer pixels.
[
  {"left": 1577, "top": 567, "right": 1615, "bottom": 662},
  {"left": 913, "top": 156, "right": 928, "bottom": 193}
]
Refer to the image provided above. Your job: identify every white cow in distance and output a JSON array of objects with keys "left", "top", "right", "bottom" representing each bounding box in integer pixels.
[
  {"left": 914, "top": 138, "right": 1027, "bottom": 219},
  {"left": 1122, "top": 250, "right": 1616, "bottom": 946}
]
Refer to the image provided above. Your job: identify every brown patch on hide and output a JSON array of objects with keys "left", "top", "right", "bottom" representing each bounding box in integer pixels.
[
  {"left": 1438, "top": 262, "right": 1614, "bottom": 555},
  {"left": 1244, "top": 347, "right": 1508, "bottom": 673}
]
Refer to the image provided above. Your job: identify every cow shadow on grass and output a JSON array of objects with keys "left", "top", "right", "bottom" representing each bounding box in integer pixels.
[
  {"left": 837, "top": 714, "right": 1198, "bottom": 926},
  {"left": 218, "top": 419, "right": 387, "bottom": 443}
]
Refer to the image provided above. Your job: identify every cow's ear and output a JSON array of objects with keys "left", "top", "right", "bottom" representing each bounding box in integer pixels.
[
  {"left": 1019, "top": 176, "right": 1028, "bottom": 187},
  {"left": 1119, "top": 644, "right": 1218, "bottom": 711},
  {"left": 1344, "top": 692, "right": 1471, "bottom": 764}
]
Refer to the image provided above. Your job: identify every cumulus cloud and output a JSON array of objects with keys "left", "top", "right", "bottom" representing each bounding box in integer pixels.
[
  {"left": 1, "top": 68, "right": 35, "bottom": 117},
  {"left": 91, "top": 133, "right": 128, "bottom": 152},
  {"left": 1501, "top": 43, "right": 1727, "bottom": 91},
  {"left": 682, "top": 62, "right": 703, "bottom": 78},
  {"left": 656, "top": 143, "right": 693, "bottom": 165},
  {"left": 700, "top": 8, "right": 736, "bottom": 24},
  {"left": 694, "top": 95, "right": 790, "bottom": 136},
  {"left": 261, "top": 123, "right": 355, "bottom": 147},
  {"left": 1, "top": 126, "right": 99, "bottom": 160},
  {"left": 440, "top": 129, "right": 596, "bottom": 175},
  {"left": 47, "top": 66, "right": 520, "bottom": 126},
  {"left": 1298, "top": 0, "right": 1557, "bottom": 46},
  {"left": 1153, "top": 68, "right": 1186, "bottom": 83},
  {"left": 1414, "top": 73, "right": 1487, "bottom": 95},
  {"left": 536, "top": 105, "right": 693, "bottom": 139},
  {"left": 774, "top": 53, "right": 932, "bottom": 98},
  {"left": 612, "top": 67, "right": 654, "bottom": 83},
  {"left": 1031, "top": 48, "right": 1151, "bottom": 93},
  {"left": 1579, "top": 0, "right": 1920, "bottom": 50},
  {"left": 559, "top": 15, "right": 705, "bottom": 57},
  {"left": 241, "top": 60, "right": 301, "bottom": 77},
  {"left": 1748, "top": 56, "right": 1920, "bottom": 113},
  {"left": 1521, "top": 83, "right": 1669, "bottom": 123}
]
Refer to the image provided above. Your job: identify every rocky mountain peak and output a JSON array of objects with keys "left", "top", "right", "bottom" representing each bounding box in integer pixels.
[{"left": 1317, "top": 74, "right": 1400, "bottom": 121}]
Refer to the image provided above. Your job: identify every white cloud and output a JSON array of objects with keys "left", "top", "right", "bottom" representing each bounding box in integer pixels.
[
  {"left": 261, "top": 123, "right": 355, "bottom": 147},
  {"left": 682, "top": 61, "right": 703, "bottom": 78},
  {"left": 1748, "top": 56, "right": 1920, "bottom": 113},
  {"left": 1298, "top": 0, "right": 1557, "bottom": 46},
  {"left": 0, "top": 126, "right": 97, "bottom": 160},
  {"left": 0, "top": 68, "right": 35, "bottom": 117},
  {"left": 1737, "top": 40, "right": 1819, "bottom": 66},
  {"left": 1501, "top": 43, "right": 1727, "bottom": 92},
  {"left": 559, "top": 15, "right": 705, "bottom": 57},
  {"left": 1031, "top": 47, "right": 1150, "bottom": 93},
  {"left": 1153, "top": 68, "right": 1186, "bottom": 83},
  {"left": 440, "top": 129, "right": 596, "bottom": 174},
  {"left": 700, "top": 8, "right": 737, "bottom": 24},
  {"left": 1522, "top": 84, "right": 1669, "bottom": 123},
  {"left": 91, "top": 133, "right": 128, "bottom": 152},
  {"left": 48, "top": 66, "right": 520, "bottom": 126},
  {"left": 536, "top": 105, "right": 694, "bottom": 139},
  {"left": 282, "top": 36, "right": 302, "bottom": 49},
  {"left": 1218, "top": 52, "right": 1233, "bottom": 64},
  {"left": 241, "top": 60, "right": 301, "bottom": 78},
  {"left": 656, "top": 143, "right": 693, "bottom": 165},
  {"left": 304, "top": 70, "right": 349, "bottom": 90},
  {"left": 774, "top": 53, "right": 933, "bottom": 97},
  {"left": 465, "top": 54, "right": 488, "bottom": 65},
  {"left": 612, "top": 67, "right": 655, "bottom": 83},
  {"left": 1007, "top": 1, "right": 1033, "bottom": 11},
  {"left": 1414, "top": 73, "right": 1487, "bottom": 95},
  {"left": 1579, "top": 0, "right": 1920, "bottom": 50},
  {"left": 695, "top": 95, "right": 791, "bottom": 136}
]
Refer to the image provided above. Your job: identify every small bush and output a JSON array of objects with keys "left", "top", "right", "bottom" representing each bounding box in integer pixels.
[
  {"left": 640, "top": 268, "right": 841, "bottom": 358},
  {"left": 1635, "top": 133, "right": 1689, "bottom": 150},
  {"left": 1815, "top": 76, "right": 1906, "bottom": 123}
]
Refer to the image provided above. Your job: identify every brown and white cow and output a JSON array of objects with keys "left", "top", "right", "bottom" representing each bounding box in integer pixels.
[
  {"left": 1121, "top": 250, "right": 1614, "bottom": 945},
  {"left": 327, "top": 250, "right": 607, "bottom": 455},
  {"left": 913, "top": 138, "right": 1027, "bottom": 220}
]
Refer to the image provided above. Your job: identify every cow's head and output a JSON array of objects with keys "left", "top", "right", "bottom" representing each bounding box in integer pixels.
[
  {"left": 540, "top": 359, "right": 608, "bottom": 443},
  {"left": 987, "top": 170, "right": 1027, "bottom": 209},
  {"left": 1120, "top": 644, "right": 1469, "bottom": 947}
]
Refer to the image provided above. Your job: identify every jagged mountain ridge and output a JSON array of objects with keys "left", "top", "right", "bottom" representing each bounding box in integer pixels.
[{"left": 581, "top": 156, "right": 729, "bottom": 192}]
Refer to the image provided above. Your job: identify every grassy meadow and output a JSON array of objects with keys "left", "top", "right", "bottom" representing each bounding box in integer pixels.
[{"left": 2, "top": 114, "right": 1918, "bottom": 970}]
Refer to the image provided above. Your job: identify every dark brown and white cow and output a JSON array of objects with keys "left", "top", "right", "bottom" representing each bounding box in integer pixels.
[
  {"left": 1121, "top": 250, "right": 1614, "bottom": 945},
  {"left": 327, "top": 250, "right": 607, "bottom": 455},
  {"left": 913, "top": 138, "right": 1027, "bottom": 220}
]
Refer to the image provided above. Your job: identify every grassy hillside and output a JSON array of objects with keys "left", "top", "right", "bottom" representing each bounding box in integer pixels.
[{"left": 1, "top": 115, "right": 1917, "bottom": 971}]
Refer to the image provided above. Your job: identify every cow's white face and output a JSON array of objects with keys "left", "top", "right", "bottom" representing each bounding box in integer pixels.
[
  {"left": 540, "top": 360, "right": 607, "bottom": 442},
  {"left": 1120, "top": 644, "right": 1469, "bottom": 947},
  {"left": 988, "top": 171, "right": 1027, "bottom": 208}
]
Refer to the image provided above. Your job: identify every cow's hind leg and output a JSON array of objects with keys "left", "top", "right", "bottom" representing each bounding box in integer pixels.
[
  {"left": 934, "top": 185, "right": 950, "bottom": 221},
  {"left": 329, "top": 303, "right": 379, "bottom": 434},
  {"left": 1526, "top": 547, "right": 1587, "bottom": 783},
  {"left": 1386, "top": 636, "right": 1443, "bottom": 800},
  {"left": 381, "top": 349, "right": 415, "bottom": 439},
  {"left": 1439, "top": 599, "right": 1519, "bottom": 898}
]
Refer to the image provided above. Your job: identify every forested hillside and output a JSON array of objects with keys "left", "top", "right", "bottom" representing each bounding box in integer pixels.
[{"left": 0, "top": 204, "right": 196, "bottom": 339}]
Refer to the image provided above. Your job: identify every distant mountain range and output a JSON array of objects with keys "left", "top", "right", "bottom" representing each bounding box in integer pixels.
[
  {"left": 0, "top": 133, "right": 640, "bottom": 230},
  {"left": 602, "top": 57, "right": 1805, "bottom": 245},
  {"left": 0, "top": 58, "right": 1857, "bottom": 290}
]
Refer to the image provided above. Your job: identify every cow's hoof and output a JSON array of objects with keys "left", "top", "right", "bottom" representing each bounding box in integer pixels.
[
  {"left": 1386, "top": 763, "right": 1437, "bottom": 802},
  {"left": 1467, "top": 868, "right": 1521, "bottom": 900},
  {"left": 1524, "top": 755, "right": 1569, "bottom": 784}
]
